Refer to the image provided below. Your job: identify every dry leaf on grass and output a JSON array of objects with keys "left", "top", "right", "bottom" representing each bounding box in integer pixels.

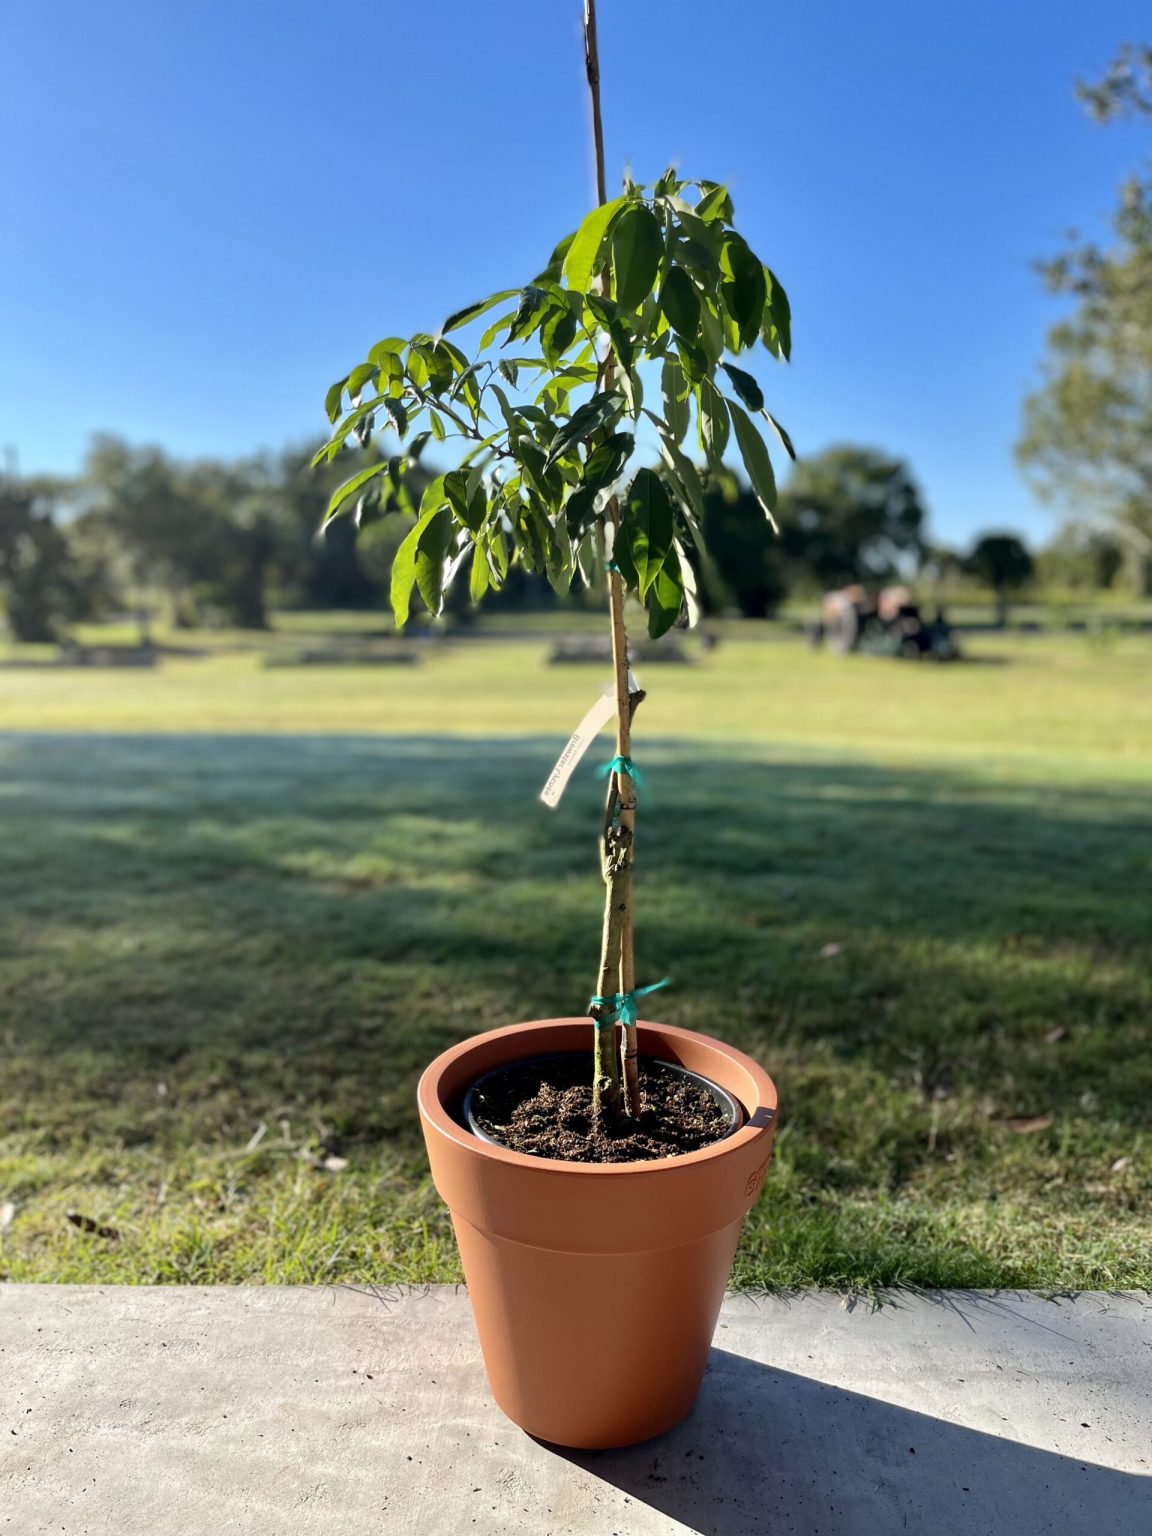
[
  {"left": 66, "top": 1213, "right": 121, "bottom": 1240},
  {"left": 819, "top": 942, "right": 844, "bottom": 960},
  {"left": 1044, "top": 1024, "right": 1069, "bottom": 1044},
  {"left": 1002, "top": 1115, "right": 1053, "bottom": 1135},
  {"left": 0, "top": 1201, "right": 15, "bottom": 1235},
  {"left": 1111, "top": 1156, "right": 1133, "bottom": 1173}
]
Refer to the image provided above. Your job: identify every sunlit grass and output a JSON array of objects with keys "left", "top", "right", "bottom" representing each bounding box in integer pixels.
[{"left": 0, "top": 629, "right": 1150, "bottom": 1291}]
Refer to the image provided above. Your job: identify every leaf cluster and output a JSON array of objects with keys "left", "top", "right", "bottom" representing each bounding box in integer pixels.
[{"left": 317, "top": 171, "right": 794, "bottom": 637}]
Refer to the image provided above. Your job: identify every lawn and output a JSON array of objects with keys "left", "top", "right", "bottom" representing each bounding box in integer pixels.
[{"left": 1, "top": 627, "right": 1149, "bottom": 1292}]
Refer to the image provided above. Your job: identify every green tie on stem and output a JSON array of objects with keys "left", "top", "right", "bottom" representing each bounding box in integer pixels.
[
  {"left": 588, "top": 979, "right": 670, "bottom": 1028},
  {"left": 598, "top": 754, "right": 645, "bottom": 793}
]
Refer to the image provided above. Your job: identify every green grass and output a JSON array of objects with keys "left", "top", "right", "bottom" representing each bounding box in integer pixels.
[{"left": 1, "top": 628, "right": 1150, "bottom": 1292}]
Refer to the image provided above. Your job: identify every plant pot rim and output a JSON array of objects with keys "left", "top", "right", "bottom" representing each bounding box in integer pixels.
[{"left": 418, "top": 1016, "right": 777, "bottom": 1176}]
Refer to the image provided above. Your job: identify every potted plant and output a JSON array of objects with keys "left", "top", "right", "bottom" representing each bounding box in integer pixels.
[{"left": 317, "top": 0, "right": 790, "bottom": 1448}]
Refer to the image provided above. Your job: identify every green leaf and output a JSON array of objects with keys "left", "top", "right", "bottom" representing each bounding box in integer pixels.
[
  {"left": 441, "top": 289, "right": 518, "bottom": 335},
  {"left": 437, "top": 338, "right": 469, "bottom": 374},
  {"left": 697, "top": 377, "right": 730, "bottom": 465},
  {"left": 695, "top": 183, "right": 733, "bottom": 223},
  {"left": 660, "top": 355, "right": 691, "bottom": 445},
  {"left": 347, "top": 363, "right": 378, "bottom": 401},
  {"left": 429, "top": 409, "right": 446, "bottom": 441},
  {"left": 611, "top": 204, "right": 663, "bottom": 310},
  {"left": 469, "top": 543, "right": 491, "bottom": 603},
  {"left": 324, "top": 378, "right": 348, "bottom": 424},
  {"left": 610, "top": 521, "right": 639, "bottom": 588},
  {"left": 542, "top": 391, "right": 623, "bottom": 470},
  {"left": 391, "top": 501, "right": 436, "bottom": 626},
  {"left": 674, "top": 539, "right": 702, "bottom": 628},
  {"left": 696, "top": 294, "right": 725, "bottom": 363},
  {"left": 540, "top": 304, "right": 578, "bottom": 368},
  {"left": 369, "top": 349, "right": 404, "bottom": 399},
  {"left": 408, "top": 342, "right": 453, "bottom": 394},
  {"left": 720, "top": 234, "right": 767, "bottom": 348},
  {"left": 479, "top": 309, "right": 518, "bottom": 350},
  {"left": 584, "top": 431, "right": 634, "bottom": 491},
  {"left": 676, "top": 338, "right": 709, "bottom": 385},
  {"left": 546, "top": 553, "right": 574, "bottom": 599},
  {"left": 414, "top": 505, "right": 454, "bottom": 614},
  {"left": 647, "top": 418, "right": 706, "bottom": 522},
  {"left": 497, "top": 359, "right": 519, "bottom": 388},
  {"left": 764, "top": 268, "right": 792, "bottom": 361},
  {"left": 720, "top": 362, "right": 765, "bottom": 413},
  {"left": 384, "top": 398, "right": 408, "bottom": 438},
  {"left": 507, "top": 287, "right": 549, "bottom": 344},
  {"left": 368, "top": 336, "right": 407, "bottom": 366},
  {"left": 321, "top": 460, "right": 390, "bottom": 533},
  {"left": 564, "top": 484, "right": 598, "bottom": 541},
  {"left": 659, "top": 267, "right": 700, "bottom": 342},
  {"left": 644, "top": 558, "right": 684, "bottom": 638},
  {"left": 532, "top": 229, "right": 576, "bottom": 285},
  {"left": 624, "top": 467, "right": 674, "bottom": 597},
  {"left": 585, "top": 292, "right": 618, "bottom": 328},
  {"left": 562, "top": 194, "right": 628, "bottom": 293},
  {"left": 762, "top": 408, "right": 796, "bottom": 460},
  {"left": 728, "top": 400, "right": 778, "bottom": 525}
]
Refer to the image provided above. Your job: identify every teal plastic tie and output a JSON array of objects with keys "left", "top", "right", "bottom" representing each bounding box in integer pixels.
[
  {"left": 598, "top": 754, "right": 646, "bottom": 793},
  {"left": 605, "top": 560, "right": 622, "bottom": 574},
  {"left": 588, "top": 979, "right": 670, "bottom": 1028}
]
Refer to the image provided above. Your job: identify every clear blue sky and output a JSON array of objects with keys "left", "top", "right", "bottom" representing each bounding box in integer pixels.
[{"left": 3, "top": 0, "right": 1148, "bottom": 547}]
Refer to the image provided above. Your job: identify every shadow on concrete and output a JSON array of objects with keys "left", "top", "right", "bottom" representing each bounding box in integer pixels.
[{"left": 556, "top": 1348, "right": 1149, "bottom": 1536}]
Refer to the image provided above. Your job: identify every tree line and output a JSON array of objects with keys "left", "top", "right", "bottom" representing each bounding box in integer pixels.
[{"left": 0, "top": 431, "right": 1110, "bottom": 643}]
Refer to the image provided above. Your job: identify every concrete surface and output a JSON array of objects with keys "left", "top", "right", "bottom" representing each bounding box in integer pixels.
[{"left": 1, "top": 1286, "right": 1148, "bottom": 1536}]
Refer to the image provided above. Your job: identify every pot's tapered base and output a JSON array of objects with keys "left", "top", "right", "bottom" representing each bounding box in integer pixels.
[{"left": 453, "top": 1212, "right": 742, "bottom": 1449}]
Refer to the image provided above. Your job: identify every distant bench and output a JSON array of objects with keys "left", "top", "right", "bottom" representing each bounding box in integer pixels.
[{"left": 547, "top": 636, "right": 691, "bottom": 665}]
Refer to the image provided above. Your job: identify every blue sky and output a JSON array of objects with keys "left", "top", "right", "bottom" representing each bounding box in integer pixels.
[{"left": 3, "top": 0, "right": 1148, "bottom": 547}]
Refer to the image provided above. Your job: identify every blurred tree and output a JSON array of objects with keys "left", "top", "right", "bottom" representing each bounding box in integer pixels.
[
  {"left": 698, "top": 471, "right": 787, "bottom": 617},
  {"left": 1036, "top": 522, "right": 1125, "bottom": 593},
  {"left": 0, "top": 474, "right": 89, "bottom": 641},
  {"left": 273, "top": 444, "right": 390, "bottom": 611},
  {"left": 777, "top": 445, "right": 927, "bottom": 589},
  {"left": 1018, "top": 44, "right": 1152, "bottom": 592},
  {"left": 965, "top": 532, "right": 1034, "bottom": 626},
  {"left": 81, "top": 437, "right": 232, "bottom": 637}
]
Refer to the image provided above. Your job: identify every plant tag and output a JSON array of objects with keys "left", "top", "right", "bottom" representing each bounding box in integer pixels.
[{"left": 540, "top": 688, "right": 616, "bottom": 808}]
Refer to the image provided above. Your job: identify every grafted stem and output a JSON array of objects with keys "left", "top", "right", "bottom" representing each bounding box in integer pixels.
[{"left": 583, "top": 0, "right": 644, "bottom": 1120}]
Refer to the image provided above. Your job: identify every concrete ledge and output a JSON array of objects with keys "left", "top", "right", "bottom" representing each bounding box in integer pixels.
[{"left": 2, "top": 1285, "right": 1148, "bottom": 1535}]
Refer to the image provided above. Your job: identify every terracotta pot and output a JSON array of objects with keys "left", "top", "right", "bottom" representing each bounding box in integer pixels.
[{"left": 417, "top": 1017, "right": 778, "bottom": 1449}]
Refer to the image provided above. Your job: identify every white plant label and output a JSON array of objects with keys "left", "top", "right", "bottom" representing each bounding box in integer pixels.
[{"left": 539, "top": 687, "right": 617, "bottom": 809}]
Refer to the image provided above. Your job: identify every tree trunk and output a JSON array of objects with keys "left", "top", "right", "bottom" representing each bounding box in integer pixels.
[{"left": 584, "top": 0, "right": 643, "bottom": 1119}]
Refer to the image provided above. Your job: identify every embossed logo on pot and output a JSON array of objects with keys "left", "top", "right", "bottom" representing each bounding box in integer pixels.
[{"left": 744, "top": 1157, "right": 770, "bottom": 1198}]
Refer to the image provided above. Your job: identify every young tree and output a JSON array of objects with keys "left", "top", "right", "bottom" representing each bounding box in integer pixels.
[
  {"left": 965, "top": 532, "right": 1034, "bottom": 626},
  {"left": 1018, "top": 45, "right": 1152, "bottom": 592},
  {"left": 316, "top": 0, "right": 794, "bottom": 1120}
]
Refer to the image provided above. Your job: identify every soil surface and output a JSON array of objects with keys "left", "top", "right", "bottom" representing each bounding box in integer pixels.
[{"left": 466, "top": 1053, "right": 735, "bottom": 1162}]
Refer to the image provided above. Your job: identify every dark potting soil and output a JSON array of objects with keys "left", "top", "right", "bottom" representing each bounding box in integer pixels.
[{"left": 467, "top": 1054, "right": 733, "bottom": 1163}]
